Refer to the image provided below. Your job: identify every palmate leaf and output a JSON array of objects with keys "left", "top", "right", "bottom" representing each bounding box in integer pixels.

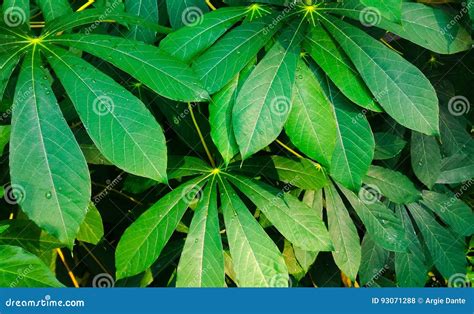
[
  {"left": 193, "top": 13, "right": 282, "bottom": 94},
  {"left": 48, "top": 34, "right": 209, "bottom": 102},
  {"left": 411, "top": 132, "right": 441, "bottom": 188},
  {"left": 36, "top": 0, "right": 72, "bottom": 22},
  {"left": 285, "top": 60, "right": 337, "bottom": 167},
  {"left": 225, "top": 173, "right": 333, "bottom": 252},
  {"left": 359, "top": 234, "right": 389, "bottom": 286},
  {"left": 177, "top": 179, "right": 225, "bottom": 287},
  {"left": 0, "top": 245, "right": 63, "bottom": 287},
  {"left": 115, "top": 176, "right": 210, "bottom": 279},
  {"left": 10, "top": 48, "right": 90, "bottom": 248},
  {"left": 220, "top": 178, "right": 289, "bottom": 287},
  {"left": 321, "top": 15, "right": 440, "bottom": 135},
  {"left": 44, "top": 45, "right": 168, "bottom": 183},
  {"left": 160, "top": 7, "right": 247, "bottom": 63},
  {"left": 360, "top": 0, "right": 402, "bottom": 24},
  {"left": 233, "top": 20, "right": 303, "bottom": 159},
  {"left": 166, "top": 0, "right": 209, "bottom": 29}
]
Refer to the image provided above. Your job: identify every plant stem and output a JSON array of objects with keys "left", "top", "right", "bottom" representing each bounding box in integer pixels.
[
  {"left": 56, "top": 249, "right": 80, "bottom": 288},
  {"left": 188, "top": 103, "right": 216, "bottom": 168},
  {"left": 206, "top": 0, "right": 217, "bottom": 11}
]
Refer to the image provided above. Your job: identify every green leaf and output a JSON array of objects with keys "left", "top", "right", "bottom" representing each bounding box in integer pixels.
[
  {"left": 324, "top": 183, "right": 361, "bottom": 281},
  {"left": 166, "top": 0, "right": 209, "bottom": 29},
  {"left": 219, "top": 178, "right": 288, "bottom": 287},
  {"left": 327, "top": 1, "right": 472, "bottom": 54},
  {"left": 45, "top": 45, "right": 168, "bottom": 183},
  {"left": 193, "top": 13, "right": 282, "bottom": 94},
  {"left": 373, "top": 132, "right": 406, "bottom": 160},
  {"left": 0, "top": 220, "right": 64, "bottom": 253},
  {"left": 327, "top": 81, "right": 374, "bottom": 191},
  {"left": 225, "top": 174, "right": 333, "bottom": 252},
  {"left": 177, "top": 179, "right": 224, "bottom": 287},
  {"left": 338, "top": 184, "right": 408, "bottom": 252},
  {"left": 115, "top": 176, "right": 208, "bottom": 279},
  {"left": 125, "top": 0, "right": 159, "bottom": 44},
  {"left": 394, "top": 206, "right": 427, "bottom": 287},
  {"left": 0, "top": 52, "right": 21, "bottom": 102},
  {"left": 411, "top": 132, "right": 441, "bottom": 188},
  {"left": 233, "top": 21, "right": 303, "bottom": 159},
  {"left": 160, "top": 7, "right": 247, "bottom": 62},
  {"left": 168, "top": 155, "right": 212, "bottom": 180},
  {"left": 360, "top": 0, "right": 402, "bottom": 24},
  {"left": 0, "top": 125, "right": 11, "bottom": 154},
  {"left": 364, "top": 166, "right": 421, "bottom": 204},
  {"left": 0, "top": 245, "right": 64, "bottom": 287},
  {"left": 37, "top": 0, "right": 72, "bottom": 22},
  {"left": 437, "top": 154, "right": 474, "bottom": 184},
  {"left": 209, "top": 75, "right": 240, "bottom": 165},
  {"left": 321, "top": 15, "right": 439, "bottom": 135},
  {"left": 304, "top": 24, "right": 380, "bottom": 112},
  {"left": 407, "top": 203, "right": 466, "bottom": 279},
  {"left": 77, "top": 204, "right": 104, "bottom": 245},
  {"left": 421, "top": 191, "right": 474, "bottom": 236},
  {"left": 359, "top": 234, "right": 389, "bottom": 286},
  {"left": 229, "top": 155, "right": 328, "bottom": 190},
  {"left": 48, "top": 34, "right": 209, "bottom": 102},
  {"left": 10, "top": 49, "right": 90, "bottom": 248},
  {"left": 285, "top": 59, "right": 337, "bottom": 167}
]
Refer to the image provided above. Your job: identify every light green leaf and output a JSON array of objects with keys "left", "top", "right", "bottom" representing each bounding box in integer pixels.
[
  {"left": 219, "top": 178, "right": 288, "bottom": 287},
  {"left": 421, "top": 191, "right": 474, "bottom": 236},
  {"left": 229, "top": 155, "right": 328, "bottom": 190},
  {"left": 168, "top": 155, "right": 212, "bottom": 180},
  {"left": 374, "top": 132, "right": 406, "bottom": 160},
  {"left": 407, "top": 203, "right": 466, "bottom": 279},
  {"left": 359, "top": 234, "right": 389, "bottom": 286},
  {"left": 339, "top": 184, "right": 408, "bottom": 252},
  {"left": 115, "top": 176, "right": 208, "bottom": 279},
  {"left": 160, "top": 7, "right": 247, "bottom": 62},
  {"left": 0, "top": 125, "right": 11, "bottom": 154},
  {"left": 45, "top": 45, "right": 168, "bottom": 183},
  {"left": 364, "top": 165, "right": 421, "bottom": 204},
  {"left": 177, "top": 180, "right": 224, "bottom": 287},
  {"left": 0, "top": 245, "right": 63, "bottom": 287},
  {"left": 37, "top": 0, "right": 72, "bottom": 22},
  {"left": 10, "top": 49, "right": 90, "bottom": 248},
  {"left": 360, "top": 0, "right": 402, "bottom": 24},
  {"left": 234, "top": 21, "right": 303, "bottom": 159},
  {"left": 324, "top": 183, "right": 361, "bottom": 281},
  {"left": 322, "top": 15, "right": 439, "bottom": 135},
  {"left": 125, "top": 0, "right": 159, "bottom": 44},
  {"left": 304, "top": 24, "right": 380, "bottom": 112},
  {"left": 225, "top": 173, "right": 333, "bottom": 252},
  {"left": 411, "top": 132, "right": 441, "bottom": 188},
  {"left": 48, "top": 34, "right": 208, "bottom": 102},
  {"left": 285, "top": 59, "right": 337, "bottom": 167},
  {"left": 77, "top": 204, "right": 104, "bottom": 245},
  {"left": 193, "top": 13, "right": 281, "bottom": 94}
]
